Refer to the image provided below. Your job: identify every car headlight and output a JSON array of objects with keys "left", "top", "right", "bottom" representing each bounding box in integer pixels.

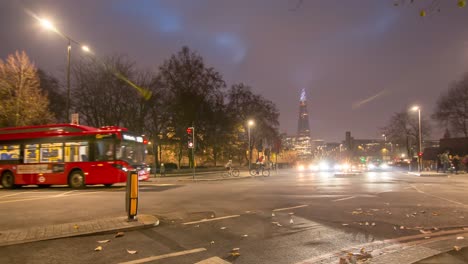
[
  {"left": 298, "top": 165, "right": 305, "bottom": 171},
  {"left": 368, "top": 164, "right": 376, "bottom": 169},
  {"left": 319, "top": 162, "right": 329, "bottom": 171},
  {"left": 334, "top": 164, "right": 342, "bottom": 170},
  {"left": 380, "top": 163, "right": 389, "bottom": 169},
  {"left": 342, "top": 163, "right": 350, "bottom": 170}
]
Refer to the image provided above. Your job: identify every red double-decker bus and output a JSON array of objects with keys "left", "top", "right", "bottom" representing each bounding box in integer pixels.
[{"left": 0, "top": 124, "right": 150, "bottom": 189}]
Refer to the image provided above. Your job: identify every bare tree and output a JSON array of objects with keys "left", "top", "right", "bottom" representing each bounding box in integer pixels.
[
  {"left": 382, "top": 110, "right": 431, "bottom": 157},
  {"left": 38, "top": 69, "right": 67, "bottom": 123},
  {"left": 433, "top": 73, "right": 468, "bottom": 137},
  {"left": 0, "top": 51, "right": 54, "bottom": 127}
]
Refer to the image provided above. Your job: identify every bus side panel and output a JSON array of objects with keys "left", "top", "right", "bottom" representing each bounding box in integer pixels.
[
  {"left": 14, "top": 164, "right": 68, "bottom": 185},
  {"left": 86, "top": 162, "right": 127, "bottom": 185}
]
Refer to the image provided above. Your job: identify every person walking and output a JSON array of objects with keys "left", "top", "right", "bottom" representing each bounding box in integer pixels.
[
  {"left": 160, "top": 163, "right": 166, "bottom": 177},
  {"left": 452, "top": 155, "right": 461, "bottom": 175}
]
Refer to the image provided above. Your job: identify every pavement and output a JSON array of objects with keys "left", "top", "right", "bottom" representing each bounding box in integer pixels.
[{"left": 0, "top": 214, "right": 159, "bottom": 247}]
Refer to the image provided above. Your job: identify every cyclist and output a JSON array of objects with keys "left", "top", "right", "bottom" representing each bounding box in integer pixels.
[
  {"left": 255, "top": 156, "right": 265, "bottom": 174},
  {"left": 225, "top": 159, "right": 233, "bottom": 174}
]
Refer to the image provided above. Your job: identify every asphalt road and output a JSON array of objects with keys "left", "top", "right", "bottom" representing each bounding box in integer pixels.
[{"left": 1, "top": 169, "right": 468, "bottom": 263}]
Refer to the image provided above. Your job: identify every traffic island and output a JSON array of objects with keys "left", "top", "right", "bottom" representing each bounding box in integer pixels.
[
  {"left": 0, "top": 214, "right": 159, "bottom": 247},
  {"left": 408, "top": 172, "right": 448, "bottom": 177}
]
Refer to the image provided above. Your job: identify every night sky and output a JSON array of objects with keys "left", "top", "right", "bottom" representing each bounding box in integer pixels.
[{"left": 1, "top": 0, "right": 467, "bottom": 142}]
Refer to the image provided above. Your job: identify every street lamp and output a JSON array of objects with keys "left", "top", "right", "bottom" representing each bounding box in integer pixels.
[
  {"left": 411, "top": 106, "right": 422, "bottom": 172},
  {"left": 247, "top": 120, "right": 255, "bottom": 170},
  {"left": 39, "top": 18, "right": 90, "bottom": 123}
]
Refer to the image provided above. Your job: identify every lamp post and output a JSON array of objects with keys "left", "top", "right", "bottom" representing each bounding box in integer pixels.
[
  {"left": 39, "top": 18, "right": 90, "bottom": 123},
  {"left": 411, "top": 106, "right": 422, "bottom": 172},
  {"left": 247, "top": 120, "right": 254, "bottom": 171}
]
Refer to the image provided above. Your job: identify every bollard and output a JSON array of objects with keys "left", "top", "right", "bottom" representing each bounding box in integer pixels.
[{"left": 126, "top": 170, "right": 139, "bottom": 221}]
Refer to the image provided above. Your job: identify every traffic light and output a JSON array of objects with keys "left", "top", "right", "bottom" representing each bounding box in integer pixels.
[
  {"left": 187, "top": 127, "right": 194, "bottom": 149},
  {"left": 418, "top": 152, "right": 423, "bottom": 157}
]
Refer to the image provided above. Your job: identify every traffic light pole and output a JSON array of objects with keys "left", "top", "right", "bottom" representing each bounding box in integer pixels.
[{"left": 192, "top": 126, "right": 195, "bottom": 181}]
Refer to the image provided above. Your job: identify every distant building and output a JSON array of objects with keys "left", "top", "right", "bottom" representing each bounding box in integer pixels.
[{"left": 280, "top": 89, "right": 313, "bottom": 158}]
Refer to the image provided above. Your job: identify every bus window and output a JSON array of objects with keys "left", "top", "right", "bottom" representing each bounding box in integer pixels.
[
  {"left": 64, "top": 142, "right": 89, "bottom": 162},
  {"left": 40, "top": 143, "right": 63, "bottom": 163},
  {"left": 0, "top": 144, "right": 20, "bottom": 160},
  {"left": 95, "top": 139, "right": 115, "bottom": 161},
  {"left": 24, "top": 144, "right": 39, "bottom": 163}
]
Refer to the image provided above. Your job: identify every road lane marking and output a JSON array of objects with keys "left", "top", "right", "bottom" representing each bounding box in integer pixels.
[
  {"left": 0, "top": 191, "right": 102, "bottom": 204},
  {"left": 272, "top": 204, "right": 309, "bottom": 212},
  {"left": 195, "top": 256, "right": 231, "bottom": 264},
  {"left": 0, "top": 190, "right": 38, "bottom": 198},
  {"left": 54, "top": 190, "right": 77, "bottom": 197},
  {"left": 183, "top": 215, "right": 241, "bottom": 225},
  {"left": 410, "top": 184, "right": 467, "bottom": 207},
  {"left": 294, "top": 229, "right": 468, "bottom": 264},
  {"left": 332, "top": 196, "right": 356, "bottom": 202},
  {"left": 118, "top": 248, "right": 207, "bottom": 264}
]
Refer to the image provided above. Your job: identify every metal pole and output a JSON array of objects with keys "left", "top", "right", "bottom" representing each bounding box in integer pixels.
[
  {"left": 192, "top": 126, "right": 196, "bottom": 180},
  {"left": 66, "top": 39, "right": 71, "bottom": 123},
  {"left": 248, "top": 126, "right": 251, "bottom": 171},
  {"left": 418, "top": 109, "right": 422, "bottom": 172}
]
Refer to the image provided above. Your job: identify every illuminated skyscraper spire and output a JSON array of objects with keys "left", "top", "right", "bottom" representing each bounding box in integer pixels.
[{"left": 297, "top": 88, "right": 310, "bottom": 137}]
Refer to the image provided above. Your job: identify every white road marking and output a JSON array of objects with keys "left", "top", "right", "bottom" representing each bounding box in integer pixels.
[
  {"left": 410, "top": 184, "right": 467, "bottom": 207},
  {"left": 183, "top": 215, "right": 241, "bottom": 225},
  {"left": 118, "top": 248, "right": 207, "bottom": 264},
  {"left": 272, "top": 204, "right": 308, "bottom": 212},
  {"left": 294, "top": 229, "right": 468, "bottom": 264},
  {"left": 0, "top": 190, "right": 37, "bottom": 198},
  {"left": 54, "top": 190, "right": 77, "bottom": 197},
  {"left": 332, "top": 196, "right": 356, "bottom": 202},
  {"left": 195, "top": 256, "right": 231, "bottom": 264},
  {"left": 0, "top": 191, "right": 102, "bottom": 204}
]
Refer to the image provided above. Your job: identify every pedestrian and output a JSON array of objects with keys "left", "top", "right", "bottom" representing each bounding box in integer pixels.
[
  {"left": 441, "top": 151, "right": 450, "bottom": 173},
  {"left": 436, "top": 154, "right": 442, "bottom": 172},
  {"left": 160, "top": 163, "right": 166, "bottom": 177},
  {"left": 452, "top": 155, "right": 461, "bottom": 174}
]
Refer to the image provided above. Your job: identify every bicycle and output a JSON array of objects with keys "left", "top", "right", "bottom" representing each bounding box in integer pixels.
[
  {"left": 249, "top": 164, "right": 270, "bottom": 177},
  {"left": 222, "top": 167, "right": 240, "bottom": 177}
]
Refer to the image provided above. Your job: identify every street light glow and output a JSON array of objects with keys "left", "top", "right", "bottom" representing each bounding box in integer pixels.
[
  {"left": 248, "top": 120, "right": 254, "bottom": 126},
  {"left": 411, "top": 106, "right": 420, "bottom": 111},
  {"left": 81, "top": 45, "right": 90, "bottom": 53},
  {"left": 39, "top": 18, "right": 57, "bottom": 32}
]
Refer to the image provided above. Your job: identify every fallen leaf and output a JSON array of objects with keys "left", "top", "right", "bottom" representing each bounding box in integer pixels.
[
  {"left": 115, "top": 232, "right": 125, "bottom": 238},
  {"left": 457, "top": 236, "right": 465, "bottom": 240},
  {"left": 276, "top": 223, "right": 282, "bottom": 227},
  {"left": 342, "top": 223, "right": 349, "bottom": 226},
  {"left": 432, "top": 212, "right": 440, "bottom": 216},
  {"left": 290, "top": 218, "right": 294, "bottom": 224},
  {"left": 365, "top": 222, "right": 369, "bottom": 226},
  {"left": 400, "top": 226, "right": 405, "bottom": 230},
  {"left": 127, "top": 249, "right": 137, "bottom": 254},
  {"left": 195, "top": 225, "right": 200, "bottom": 228},
  {"left": 433, "top": 227, "right": 440, "bottom": 231},
  {"left": 425, "top": 236, "right": 431, "bottom": 239},
  {"left": 271, "top": 212, "right": 275, "bottom": 217},
  {"left": 245, "top": 211, "right": 251, "bottom": 213},
  {"left": 242, "top": 234, "right": 248, "bottom": 237},
  {"left": 420, "top": 211, "right": 426, "bottom": 214},
  {"left": 211, "top": 214, "right": 215, "bottom": 218},
  {"left": 94, "top": 246, "right": 103, "bottom": 251},
  {"left": 231, "top": 248, "right": 240, "bottom": 256},
  {"left": 210, "top": 241, "right": 215, "bottom": 245},
  {"left": 394, "top": 226, "right": 397, "bottom": 230},
  {"left": 417, "top": 204, "right": 422, "bottom": 207},
  {"left": 73, "top": 224, "right": 79, "bottom": 230},
  {"left": 406, "top": 214, "right": 410, "bottom": 218},
  {"left": 420, "top": 230, "right": 432, "bottom": 234},
  {"left": 371, "top": 222, "right": 376, "bottom": 226},
  {"left": 384, "top": 203, "right": 390, "bottom": 206},
  {"left": 220, "top": 227, "right": 227, "bottom": 230},
  {"left": 460, "top": 216, "right": 465, "bottom": 219},
  {"left": 454, "top": 246, "right": 461, "bottom": 251},
  {"left": 289, "top": 212, "right": 295, "bottom": 215},
  {"left": 97, "top": 240, "right": 110, "bottom": 244}
]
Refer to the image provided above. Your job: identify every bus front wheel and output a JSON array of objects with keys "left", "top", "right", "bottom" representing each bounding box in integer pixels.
[
  {"left": 1, "top": 171, "right": 16, "bottom": 189},
  {"left": 68, "top": 171, "right": 85, "bottom": 189}
]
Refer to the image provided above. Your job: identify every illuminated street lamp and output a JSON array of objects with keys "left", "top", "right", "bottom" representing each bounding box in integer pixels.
[
  {"left": 247, "top": 120, "right": 255, "bottom": 170},
  {"left": 411, "top": 106, "right": 422, "bottom": 172},
  {"left": 38, "top": 18, "right": 91, "bottom": 123}
]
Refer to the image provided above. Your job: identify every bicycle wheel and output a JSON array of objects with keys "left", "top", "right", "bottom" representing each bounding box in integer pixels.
[
  {"left": 262, "top": 169, "right": 270, "bottom": 177},
  {"left": 249, "top": 169, "right": 257, "bottom": 176},
  {"left": 222, "top": 171, "right": 229, "bottom": 178},
  {"left": 232, "top": 169, "right": 240, "bottom": 177}
]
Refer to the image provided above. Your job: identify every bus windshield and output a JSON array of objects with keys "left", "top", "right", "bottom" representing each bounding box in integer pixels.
[{"left": 116, "top": 140, "right": 146, "bottom": 165}]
